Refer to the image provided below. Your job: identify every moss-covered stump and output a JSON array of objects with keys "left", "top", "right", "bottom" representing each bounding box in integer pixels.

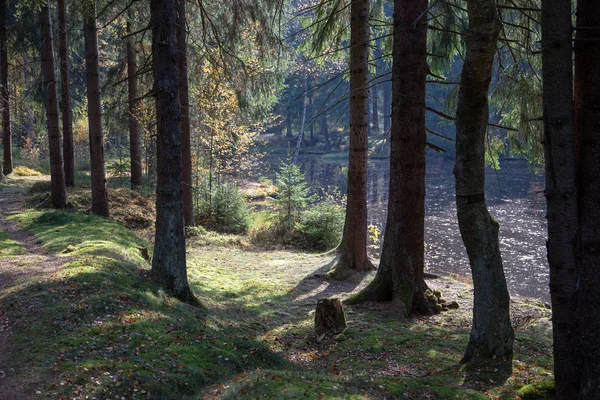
[{"left": 315, "top": 298, "right": 346, "bottom": 340}]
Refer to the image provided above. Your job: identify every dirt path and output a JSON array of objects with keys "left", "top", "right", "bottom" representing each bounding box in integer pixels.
[{"left": 0, "top": 177, "right": 66, "bottom": 400}]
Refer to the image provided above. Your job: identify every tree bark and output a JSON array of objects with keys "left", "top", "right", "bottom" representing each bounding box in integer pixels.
[
  {"left": 151, "top": 0, "right": 197, "bottom": 305},
  {"left": 541, "top": 0, "right": 579, "bottom": 397},
  {"left": 58, "top": 0, "right": 74, "bottom": 186},
  {"left": 177, "top": 0, "right": 194, "bottom": 226},
  {"left": 0, "top": 0, "right": 11, "bottom": 175},
  {"left": 127, "top": 18, "right": 143, "bottom": 190},
  {"left": 39, "top": 1, "right": 67, "bottom": 208},
  {"left": 328, "top": 0, "right": 372, "bottom": 279},
  {"left": 84, "top": 3, "right": 109, "bottom": 217},
  {"left": 346, "top": 0, "right": 437, "bottom": 317},
  {"left": 454, "top": 0, "right": 513, "bottom": 368},
  {"left": 573, "top": 0, "right": 600, "bottom": 396}
]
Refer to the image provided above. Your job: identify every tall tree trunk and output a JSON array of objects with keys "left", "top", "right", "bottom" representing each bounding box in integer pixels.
[
  {"left": 454, "top": 0, "right": 513, "bottom": 368},
  {"left": 177, "top": 0, "right": 194, "bottom": 226},
  {"left": 321, "top": 112, "right": 331, "bottom": 152},
  {"left": 371, "top": 80, "right": 379, "bottom": 134},
  {"left": 383, "top": 77, "right": 391, "bottom": 136},
  {"left": 293, "top": 74, "right": 308, "bottom": 162},
  {"left": 58, "top": 0, "right": 74, "bottom": 186},
  {"left": 39, "top": 1, "right": 67, "bottom": 208},
  {"left": 328, "top": 0, "right": 372, "bottom": 279},
  {"left": 0, "top": 0, "right": 11, "bottom": 175},
  {"left": 346, "top": 0, "right": 436, "bottom": 316},
  {"left": 286, "top": 109, "right": 293, "bottom": 137},
  {"left": 542, "top": 0, "right": 579, "bottom": 396},
  {"left": 151, "top": 0, "right": 197, "bottom": 305},
  {"left": 573, "top": 0, "right": 600, "bottom": 396},
  {"left": 127, "top": 19, "right": 143, "bottom": 190},
  {"left": 84, "top": 3, "right": 109, "bottom": 217}
]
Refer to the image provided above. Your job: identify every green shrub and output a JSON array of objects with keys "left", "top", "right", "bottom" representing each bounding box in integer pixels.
[
  {"left": 195, "top": 180, "right": 251, "bottom": 234},
  {"left": 297, "top": 200, "right": 344, "bottom": 251},
  {"left": 274, "top": 153, "right": 314, "bottom": 227}
]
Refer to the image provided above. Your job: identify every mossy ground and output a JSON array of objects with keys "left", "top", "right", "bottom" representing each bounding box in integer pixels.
[{"left": 0, "top": 176, "right": 554, "bottom": 399}]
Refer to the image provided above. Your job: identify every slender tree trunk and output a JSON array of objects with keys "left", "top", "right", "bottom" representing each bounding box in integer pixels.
[
  {"left": 22, "top": 51, "right": 34, "bottom": 141},
  {"left": 346, "top": 0, "right": 436, "bottom": 316},
  {"left": 58, "top": 0, "right": 74, "bottom": 186},
  {"left": 454, "top": 0, "right": 513, "bottom": 368},
  {"left": 286, "top": 109, "right": 293, "bottom": 137},
  {"left": 328, "top": 0, "right": 372, "bottom": 279},
  {"left": 371, "top": 80, "right": 379, "bottom": 134},
  {"left": 293, "top": 74, "right": 308, "bottom": 162},
  {"left": 177, "top": 0, "right": 194, "bottom": 226},
  {"left": 39, "top": 1, "right": 67, "bottom": 208},
  {"left": 127, "top": 19, "right": 143, "bottom": 190},
  {"left": 151, "top": 0, "right": 197, "bottom": 305},
  {"left": 0, "top": 0, "right": 11, "bottom": 175},
  {"left": 542, "top": 0, "right": 579, "bottom": 396},
  {"left": 321, "top": 112, "right": 331, "bottom": 152},
  {"left": 383, "top": 78, "right": 391, "bottom": 136},
  {"left": 84, "top": 3, "right": 109, "bottom": 217},
  {"left": 573, "top": 0, "right": 600, "bottom": 396}
]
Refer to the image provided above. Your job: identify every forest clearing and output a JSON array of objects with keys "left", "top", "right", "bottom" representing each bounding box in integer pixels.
[
  {"left": 0, "top": 175, "right": 554, "bottom": 399},
  {"left": 0, "top": 0, "right": 599, "bottom": 398}
]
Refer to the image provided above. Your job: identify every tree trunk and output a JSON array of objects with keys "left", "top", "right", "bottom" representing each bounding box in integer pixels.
[
  {"left": 573, "top": 0, "right": 600, "bottom": 396},
  {"left": 127, "top": 18, "right": 143, "bottom": 190},
  {"left": 84, "top": 5, "right": 109, "bottom": 217},
  {"left": 541, "top": 0, "right": 579, "bottom": 396},
  {"left": 454, "top": 0, "right": 513, "bottom": 368},
  {"left": 0, "top": 0, "right": 11, "bottom": 175},
  {"left": 286, "top": 109, "right": 293, "bottom": 137},
  {"left": 321, "top": 112, "right": 331, "bottom": 152},
  {"left": 177, "top": 0, "right": 194, "bottom": 226},
  {"left": 371, "top": 79, "right": 379, "bottom": 134},
  {"left": 151, "top": 0, "right": 197, "bottom": 305},
  {"left": 39, "top": 1, "right": 67, "bottom": 208},
  {"left": 383, "top": 77, "right": 391, "bottom": 136},
  {"left": 346, "top": 0, "right": 436, "bottom": 317},
  {"left": 328, "top": 0, "right": 372, "bottom": 279},
  {"left": 293, "top": 74, "right": 308, "bottom": 162},
  {"left": 58, "top": 0, "right": 74, "bottom": 186}
]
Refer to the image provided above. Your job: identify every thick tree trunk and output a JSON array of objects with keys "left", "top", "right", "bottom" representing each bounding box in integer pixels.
[
  {"left": 573, "top": 0, "right": 600, "bottom": 396},
  {"left": 346, "top": 0, "right": 436, "bottom": 317},
  {"left": 454, "top": 0, "right": 513, "bottom": 368},
  {"left": 177, "top": 0, "right": 194, "bottom": 226},
  {"left": 39, "top": 1, "right": 67, "bottom": 208},
  {"left": 541, "top": 0, "right": 579, "bottom": 397},
  {"left": 328, "top": 0, "right": 372, "bottom": 279},
  {"left": 84, "top": 6, "right": 109, "bottom": 217},
  {"left": 0, "top": 0, "right": 11, "bottom": 175},
  {"left": 127, "top": 19, "right": 143, "bottom": 190},
  {"left": 58, "top": 0, "right": 74, "bottom": 186},
  {"left": 151, "top": 0, "right": 197, "bottom": 305}
]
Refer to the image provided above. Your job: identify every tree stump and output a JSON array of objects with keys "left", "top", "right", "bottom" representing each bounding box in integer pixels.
[{"left": 314, "top": 298, "right": 346, "bottom": 340}]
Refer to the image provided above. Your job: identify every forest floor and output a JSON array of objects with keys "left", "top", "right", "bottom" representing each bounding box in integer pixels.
[{"left": 0, "top": 174, "right": 555, "bottom": 399}]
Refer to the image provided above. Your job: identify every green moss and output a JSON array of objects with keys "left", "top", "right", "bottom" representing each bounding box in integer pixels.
[
  {"left": 0, "top": 231, "right": 24, "bottom": 255},
  {"left": 516, "top": 379, "right": 555, "bottom": 399}
]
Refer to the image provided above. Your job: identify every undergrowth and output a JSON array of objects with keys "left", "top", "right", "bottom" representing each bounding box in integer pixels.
[{"left": 0, "top": 179, "right": 555, "bottom": 399}]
